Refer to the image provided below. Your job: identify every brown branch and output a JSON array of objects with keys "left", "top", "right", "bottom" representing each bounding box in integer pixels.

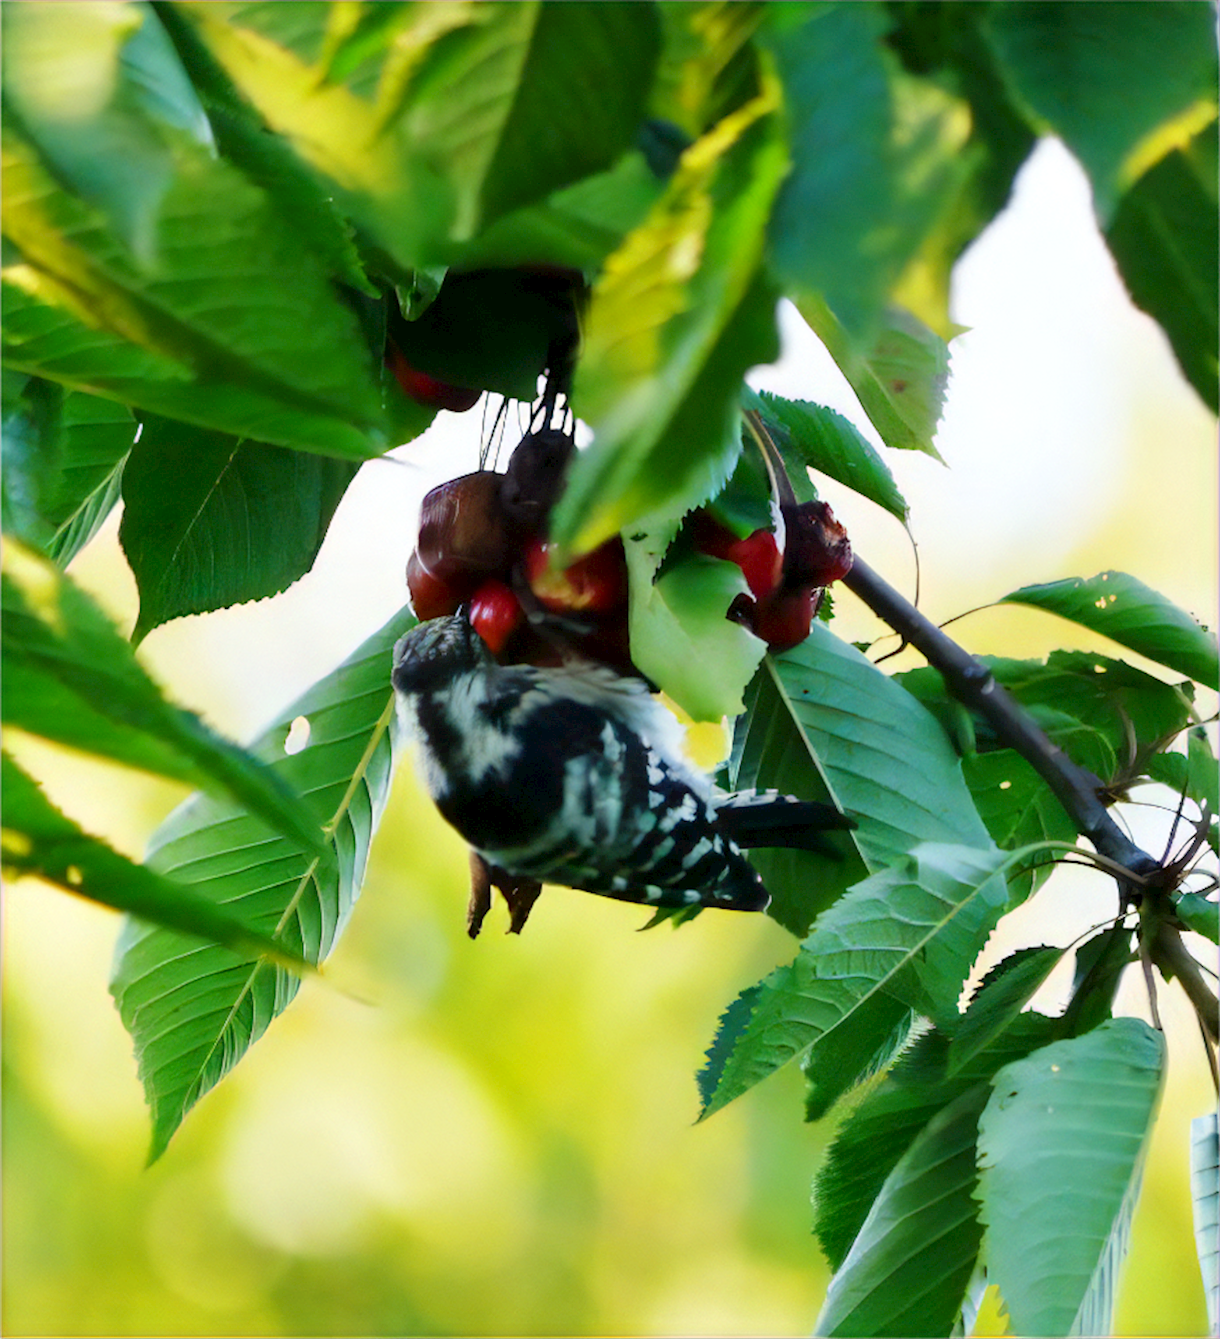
[{"left": 841, "top": 556, "right": 1160, "bottom": 882}]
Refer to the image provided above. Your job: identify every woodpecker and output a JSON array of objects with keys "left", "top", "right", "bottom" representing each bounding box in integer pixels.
[{"left": 392, "top": 612, "right": 852, "bottom": 914}]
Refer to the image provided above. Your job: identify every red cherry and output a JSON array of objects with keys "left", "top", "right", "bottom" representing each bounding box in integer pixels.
[
  {"left": 725, "top": 529, "right": 783, "bottom": 601},
  {"left": 416, "top": 472, "right": 520, "bottom": 587},
  {"left": 753, "top": 585, "right": 820, "bottom": 653},
  {"left": 688, "top": 510, "right": 738, "bottom": 561},
  {"left": 689, "top": 512, "right": 782, "bottom": 601},
  {"left": 780, "top": 501, "right": 853, "bottom": 588},
  {"left": 386, "top": 344, "right": 481, "bottom": 413},
  {"left": 407, "top": 550, "right": 466, "bottom": 620},
  {"left": 524, "top": 537, "right": 627, "bottom": 614},
  {"left": 469, "top": 580, "right": 524, "bottom": 655}
]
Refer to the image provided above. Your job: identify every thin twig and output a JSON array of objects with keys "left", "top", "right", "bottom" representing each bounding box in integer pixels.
[{"left": 1150, "top": 922, "right": 1220, "bottom": 1047}]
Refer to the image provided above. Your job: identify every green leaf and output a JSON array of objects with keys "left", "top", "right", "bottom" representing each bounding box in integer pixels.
[
  {"left": 453, "top": 150, "right": 665, "bottom": 273},
  {"left": 1, "top": 540, "right": 323, "bottom": 857},
  {"left": 624, "top": 525, "right": 766, "bottom": 722},
  {"left": 753, "top": 390, "right": 908, "bottom": 520},
  {"left": 700, "top": 843, "right": 1008, "bottom": 1120},
  {"left": 1191, "top": 1112, "right": 1219, "bottom": 1334},
  {"left": 445, "top": 2, "right": 661, "bottom": 234},
  {"left": 976, "top": 1017, "right": 1166, "bottom": 1337},
  {"left": 815, "top": 1086, "right": 989, "bottom": 1338},
  {"left": 982, "top": 2, "right": 1218, "bottom": 223},
  {"left": 0, "top": 369, "right": 51, "bottom": 548},
  {"left": 1, "top": 373, "right": 134, "bottom": 565},
  {"left": 1060, "top": 924, "right": 1134, "bottom": 1040},
  {"left": 729, "top": 622, "right": 994, "bottom": 936},
  {"left": 960, "top": 751, "right": 1078, "bottom": 904},
  {"left": 171, "top": 2, "right": 447, "bottom": 269},
  {"left": 1188, "top": 726, "right": 1220, "bottom": 815},
  {"left": 1106, "top": 120, "right": 1218, "bottom": 413},
  {"left": 110, "top": 604, "right": 414, "bottom": 1161},
  {"left": 119, "top": 414, "right": 359, "bottom": 642},
  {"left": 182, "top": 2, "right": 660, "bottom": 264},
  {"left": 1000, "top": 572, "right": 1219, "bottom": 688},
  {"left": 802, "top": 994, "right": 915, "bottom": 1126},
  {"left": 387, "top": 267, "right": 583, "bottom": 402},
  {"left": 947, "top": 945, "right": 1064, "bottom": 1076},
  {"left": 1, "top": 753, "right": 305, "bottom": 967},
  {"left": 650, "top": 2, "right": 765, "bottom": 138},
  {"left": 695, "top": 983, "right": 762, "bottom": 1112},
  {"left": 1174, "top": 893, "right": 1219, "bottom": 945},
  {"left": 556, "top": 86, "right": 787, "bottom": 554},
  {"left": 796, "top": 301, "right": 952, "bottom": 459},
  {"left": 1, "top": 2, "right": 212, "bottom": 264},
  {"left": 2, "top": 111, "right": 385, "bottom": 457},
  {"left": 882, "top": 6, "right": 1038, "bottom": 338},
  {"left": 763, "top": 5, "right": 972, "bottom": 349},
  {"left": 42, "top": 394, "right": 134, "bottom": 565},
  {"left": 812, "top": 1014, "right": 1057, "bottom": 1272}
]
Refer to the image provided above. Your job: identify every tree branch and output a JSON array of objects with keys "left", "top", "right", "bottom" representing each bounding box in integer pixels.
[
  {"left": 1150, "top": 922, "right": 1220, "bottom": 1046},
  {"left": 842, "top": 556, "right": 1161, "bottom": 881}
]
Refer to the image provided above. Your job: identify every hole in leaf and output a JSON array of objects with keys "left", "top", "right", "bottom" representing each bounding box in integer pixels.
[{"left": 284, "top": 716, "right": 311, "bottom": 755}]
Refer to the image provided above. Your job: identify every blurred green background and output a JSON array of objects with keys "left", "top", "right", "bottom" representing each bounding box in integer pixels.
[{"left": 4, "top": 142, "right": 1216, "bottom": 1336}]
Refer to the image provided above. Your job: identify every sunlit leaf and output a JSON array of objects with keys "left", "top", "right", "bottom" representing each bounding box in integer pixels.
[
  {"left": 976, "top": 1017, "right": 1166, "bottom": 1337},
  {"left": 2, "top": 753, "right": 305, "bottom": 967},
  {"left": 182, "top": 2, "right": 660, "bottom": 265},
  {"left": 699, "top": 843, "right": 1008, "bottom": 1121},
  {"left": 815, "top": 1086, "right": 989, "bottom": 1338},
  {"left": 1000, "top": 572, "right": 1219, "bottom": 688},
  {"left": 796, "top": 301, "right": 952, "bottom": 459},
  {"left": 651, "top": 2, "right": 765, "bottom": 138},
  {"left": 1, "top": 540, "right": 322, "bottom": 857},
  {"left": 763, "top": 5, "right": 972, "bottom": 350},
  {"left": 1, "top": 3, "right": 212, "bottom": 264},
  {"left": 110, "top": 605, "right": 414, "bottom": 1160},
  {"left": 882, "top": 6, "right": 1037, "bottom": 338},
  {"left": 982, "top": 2, "right": 1218, "bottom": 223},
  {"left": 2, "top": 114, "right": 385, "bottom": 457},
  {"left": 557, "top": 84, "right": 787, "bottom": 554},
  {"left": 119, "top": 414, "right": 359, "bottom": 642}
]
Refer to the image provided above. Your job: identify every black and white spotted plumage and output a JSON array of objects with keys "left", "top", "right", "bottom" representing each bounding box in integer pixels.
[{"left": 392, "top": 613, "right": 851, "bottom": 912}]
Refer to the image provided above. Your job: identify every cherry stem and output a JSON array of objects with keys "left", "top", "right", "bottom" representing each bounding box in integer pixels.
[{"left": 743, "top": 410, "right": 798, "bottom": 508}]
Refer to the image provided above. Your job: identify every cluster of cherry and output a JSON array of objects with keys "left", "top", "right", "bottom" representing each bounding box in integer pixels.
[{"left": 403, "top": 424, "right": 853, "bottom": 672}]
